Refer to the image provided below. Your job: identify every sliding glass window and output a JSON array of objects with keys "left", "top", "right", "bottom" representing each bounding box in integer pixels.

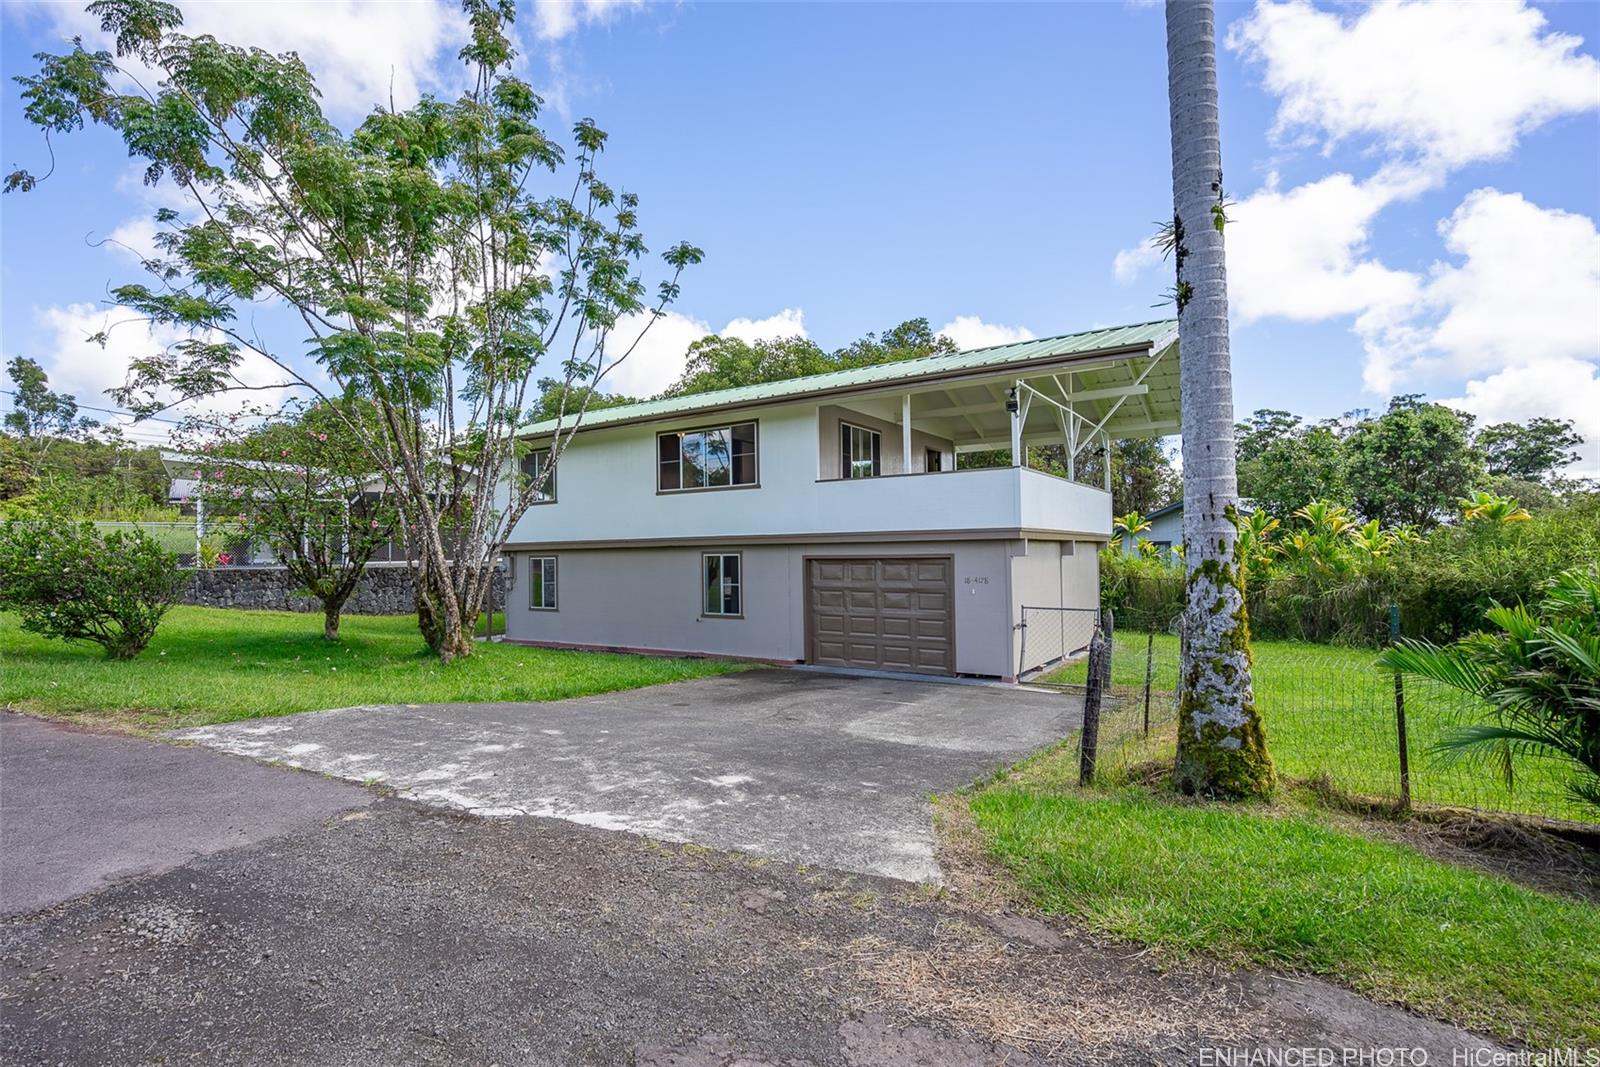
[{"left": 658, "top": 422, "right": 757, "bottom": 492}]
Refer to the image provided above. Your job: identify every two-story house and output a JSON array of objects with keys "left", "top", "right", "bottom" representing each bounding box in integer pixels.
[{"left": 499, "top": 319, "right": 1180, "bottom": 681}]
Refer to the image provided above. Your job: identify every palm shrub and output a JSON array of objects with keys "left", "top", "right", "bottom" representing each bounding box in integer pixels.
[
  {"left": 1378, "top": 568, "right": 1600, "bottom": 810},
  {"left": 0, "top": 519, "right": 184, "bottom": 659}
]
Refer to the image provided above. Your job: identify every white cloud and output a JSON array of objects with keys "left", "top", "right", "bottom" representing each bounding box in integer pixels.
[
  {"left": 15, "top": 0, "right": 471, "bottom": 118},
  {"left": 722, "top": 307, "right": 807, "bottom": 344},
  {"left": 1113, "top": 242, "right": 1164, "bottom": 285},
  {"left": 937, "top": 316, "right": 1035, "bottom": 351},
  {"left": 532, "top": 0, "right": 648, "bottom": 41},
  {"left": 1226, "top": 168, "right": 1426, "bottom": 324},
  {"left": 1442, "top": 359, "right": 1600, "bottom": 477},
  {"left": 597, "top": 307, "right": 809, "bottom": 398},
  {"left": 32, "top": 303, "right": 300, "bottom": 437},
  {"left": 597, "top": 310, "right": 710, "bottom": 398},
  {"left": 1360, "top": 189, "right": 1600, "bottom": 397},
  {"left": 1227, "top": 0, "right": 1600, "bottom": 170}
]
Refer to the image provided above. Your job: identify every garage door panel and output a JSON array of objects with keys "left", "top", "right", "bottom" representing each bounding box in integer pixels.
[
  {"left": 806, "top": 556, "right": 954, "bottom": 676},
  {"left": 878, "top": 561, "right": 913, "bottom": 582},
  {"left": 813, "top": 560, "right": 847, "bottom": 583},
  {"left": 881, "top": 617, "right": 912, "bottom": 638}
]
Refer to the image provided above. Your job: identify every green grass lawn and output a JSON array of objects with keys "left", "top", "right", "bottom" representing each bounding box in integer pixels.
[
  {"left": 1042, "top": 630, "right": 1592, "bottom": 823},
  {"left": 0, "top": 606, "right": 744, "bottom": 729},
  {"left": 971, "top": 783, "right": 1600, "bottom": 1046}
]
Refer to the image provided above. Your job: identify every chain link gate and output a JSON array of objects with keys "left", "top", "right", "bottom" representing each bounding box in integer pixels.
[{"left": 1016, "top": 606, "right": 1102, "bottom": 681}]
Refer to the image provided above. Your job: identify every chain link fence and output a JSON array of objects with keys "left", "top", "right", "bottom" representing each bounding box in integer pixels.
[{"left": 1023, "top": 604, "right": 1595, "bottom": 827}]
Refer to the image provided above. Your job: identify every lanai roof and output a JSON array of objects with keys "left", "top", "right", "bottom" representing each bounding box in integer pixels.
[{"left": 523, "top": 318, "right": 1180, "bottom": 448}]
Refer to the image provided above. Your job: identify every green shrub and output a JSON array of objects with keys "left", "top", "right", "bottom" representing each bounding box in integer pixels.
[
  {"left": 1100, "top": 494, "right": 1600, "bottom": 645},
  {"left": 0, "top": 519, "right": 185, "bottom": 659}
]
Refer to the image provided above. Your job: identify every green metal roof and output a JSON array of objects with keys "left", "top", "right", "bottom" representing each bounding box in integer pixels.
[{"left": 524, "top": 318, "right": 1178, "bottom": 437}]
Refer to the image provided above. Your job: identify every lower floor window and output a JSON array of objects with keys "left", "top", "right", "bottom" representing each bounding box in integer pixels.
[
  {"left": 529, "top": 555, "right": 558, "bottom": 610},
  {"left": 703, "top": 552, "right": 741, "bottom": 616}
]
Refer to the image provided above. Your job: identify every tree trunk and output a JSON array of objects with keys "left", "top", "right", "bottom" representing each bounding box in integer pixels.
[
  {"left": 323, "top": 601, "right": 343, "bottom": 642},
  {"left": 1165, "top": 0, "right": 1273, "bottom": 798}
]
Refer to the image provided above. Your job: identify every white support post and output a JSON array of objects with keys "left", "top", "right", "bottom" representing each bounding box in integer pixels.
[
  {"left": 194, "top": 495, "right": 205, "bottom": 560},
  {"left": 902, "top": 393, "right": 913, "bottom": 474},
  {"left": 1103, "top": 432, "right": 1113, "bottom": 492},
  {"left": 1010, "top": 384, "right": 1022, "bottom": 466}
]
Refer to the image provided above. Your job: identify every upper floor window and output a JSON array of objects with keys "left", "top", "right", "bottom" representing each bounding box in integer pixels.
[
  {"left": 659, "top": 422, "right": 757, "bottom": 492},
  {"left": 519, "top": 447, "right": 555, "bottom": 502},
  {"left": 842, "top": 423, "right": 881, "bottom": 479}
]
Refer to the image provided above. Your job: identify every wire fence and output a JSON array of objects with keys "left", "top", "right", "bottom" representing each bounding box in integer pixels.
[
  {"left": 92, "top": 520, "right": 277, "bottom": 567},
  {"left": 1026, "top": 605, "right": 1596, "bottom": 827}
]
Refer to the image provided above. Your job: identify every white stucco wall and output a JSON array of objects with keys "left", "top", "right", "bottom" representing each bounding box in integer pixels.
[{"left": 504, "top": 401, "right": 1112, "bottom": 547}]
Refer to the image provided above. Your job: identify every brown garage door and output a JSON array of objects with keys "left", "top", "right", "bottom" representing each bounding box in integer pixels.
[{"left": 806, "top": 557, "right": 955, "bottom": 675}]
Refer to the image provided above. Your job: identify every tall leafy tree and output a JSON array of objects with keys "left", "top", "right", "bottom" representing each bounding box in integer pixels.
[
  {"left": 1345, "top": 396, "right": 1482, "bottom": 528},
  {"left": 3, "top": 357, "right": 96, "bottom": 470},
  {"left": 10, "top": 0, "right": 701, "bottom": 660},
  {"left": 174, "top": 401, "right": 400, "bottom": 641},
  {"left": 1164, "top": 0, "right": 1272, "bottom": 797},
  {"left": 1235, "top": 409, "right": 1350, "bottom": 518},
  {"left": 1070, "top": 436, "right": 1180, "bottom": 516},
  {"left": 1477, "top": 417, "right": 1585, "bottom": 485},
  {"left": 663, "top": 335, "right": 832, "bottom": 397}
]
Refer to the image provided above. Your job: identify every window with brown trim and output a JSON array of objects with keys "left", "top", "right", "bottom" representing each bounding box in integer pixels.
[
  {"left": 519, "top": 447, "right": 555, "bottom": 502},
  {"left": 841, "top": 422, "right": 881, "bottom": 479},
  {"left": 702, "top": 552, "right": 742, "bottom": 616},
  {"left": 529, "top": 555, "right": 558, "bottom": 610},
  {"left": 659, "top": 422, "right": 757, "bottom": 491}
]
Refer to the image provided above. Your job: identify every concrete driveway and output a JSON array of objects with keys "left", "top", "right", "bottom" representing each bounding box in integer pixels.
[{"left": 177, "top": 669, "right": 1079, "bottom": 882}]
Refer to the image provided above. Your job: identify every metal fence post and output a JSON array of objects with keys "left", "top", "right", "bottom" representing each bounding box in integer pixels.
[
  {"left": 1390, "top": 604, "right": 1411, "bottom": 811},
  {"left": 1142, "top": 630, "right": 1155, "bottom": 738},
  {"left": 1080, "top": 629, "right": 1107, "bottom": 787},
  {"left": 1016, "top": 613, "right": 1028, "bottom": 681},
  {"left": 1099, "top": 607, "right": 1115, "bottom": 691}
]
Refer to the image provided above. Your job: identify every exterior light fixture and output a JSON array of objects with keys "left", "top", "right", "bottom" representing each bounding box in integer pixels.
[{"left": 1005, "top": 387, "right": 1020, "bottom": 415}]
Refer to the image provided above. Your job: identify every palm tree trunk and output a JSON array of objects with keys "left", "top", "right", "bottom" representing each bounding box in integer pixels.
[{"left": 1165, "top": 0, "right": 1273, "bottom": 797}]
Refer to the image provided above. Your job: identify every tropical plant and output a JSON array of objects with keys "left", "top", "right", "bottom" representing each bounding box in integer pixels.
[
  {"left": 1112, "top": 510, "right": 1153, "bottom": 549},
  {"left": 1378, "top": 568, "right": 1600, "bottom": 810},
  {"left": 1163, "top": 0, "right": 1272, "bottom": 798},
  {"left": 1230, "top": 509, "right": 1280, "bottom": 586},
  {"left": 1459, "top": 490, "right": 1532, "bottom": 525},
  {"left": 10, "top": 0, "right": 702, "bottom": 662},
  {"left": 0, "top": 518, "right": 184, "bottom": 659}
]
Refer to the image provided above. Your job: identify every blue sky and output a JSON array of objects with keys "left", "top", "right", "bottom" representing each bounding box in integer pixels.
[{"left": 2, "top": 0, "right": 1597, "bottom": 471}]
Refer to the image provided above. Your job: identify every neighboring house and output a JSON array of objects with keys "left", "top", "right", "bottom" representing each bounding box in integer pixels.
[
  {"left": 499, "top": 319, "right": 1180, "bottom": 681},
  {"left": 1122, "top": 500, "right": 1184, "bottom": 562}
]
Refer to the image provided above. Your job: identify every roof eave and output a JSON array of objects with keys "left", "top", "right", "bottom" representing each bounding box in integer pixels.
[{"left": 521, "top": 337, "right": 1172, "bottom": 441}]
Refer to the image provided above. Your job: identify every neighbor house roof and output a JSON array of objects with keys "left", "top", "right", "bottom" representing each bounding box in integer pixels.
[{"left": 522, "top": 318, "right": 1179, "bottom": 440}]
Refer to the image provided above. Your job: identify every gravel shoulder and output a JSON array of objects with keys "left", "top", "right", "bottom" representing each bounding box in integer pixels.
[{"left": 2, "top": 794, "right": 1503, "bottom": 1065}]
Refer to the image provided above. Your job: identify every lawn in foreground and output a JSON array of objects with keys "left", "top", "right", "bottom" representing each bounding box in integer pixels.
[
  {"left": 0, "top": 606, "right": 744, "bottom": 728},
  {"left": 971, "top": 781, "right": 1600, "bottom": 1047},
  {"left": 1041, "top": 630, "right": 1589, "bottom": 823}
]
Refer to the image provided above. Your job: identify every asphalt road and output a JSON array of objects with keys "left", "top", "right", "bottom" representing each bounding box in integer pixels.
[
  {"left": 175, "top": 669, "right": 1082, "bottom": 882},
  {"left": 0, "top": 712, "right": 368, "bottom": 915}
]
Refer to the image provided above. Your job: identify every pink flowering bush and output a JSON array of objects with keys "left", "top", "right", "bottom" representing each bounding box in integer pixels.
[{"left": 0, "top": 519, "right": 183, "bottom": 659}]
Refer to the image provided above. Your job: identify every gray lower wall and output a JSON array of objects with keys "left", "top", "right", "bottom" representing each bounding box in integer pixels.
[
  {"left": 503, "top": 540, "right": 1041, "bottom": 678},
  {"left": 182, "top": 563, "right": 505, "bottom": 616},
  {"left": 1012, "top": 538, "right": 1104, "bottom": 674}
]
